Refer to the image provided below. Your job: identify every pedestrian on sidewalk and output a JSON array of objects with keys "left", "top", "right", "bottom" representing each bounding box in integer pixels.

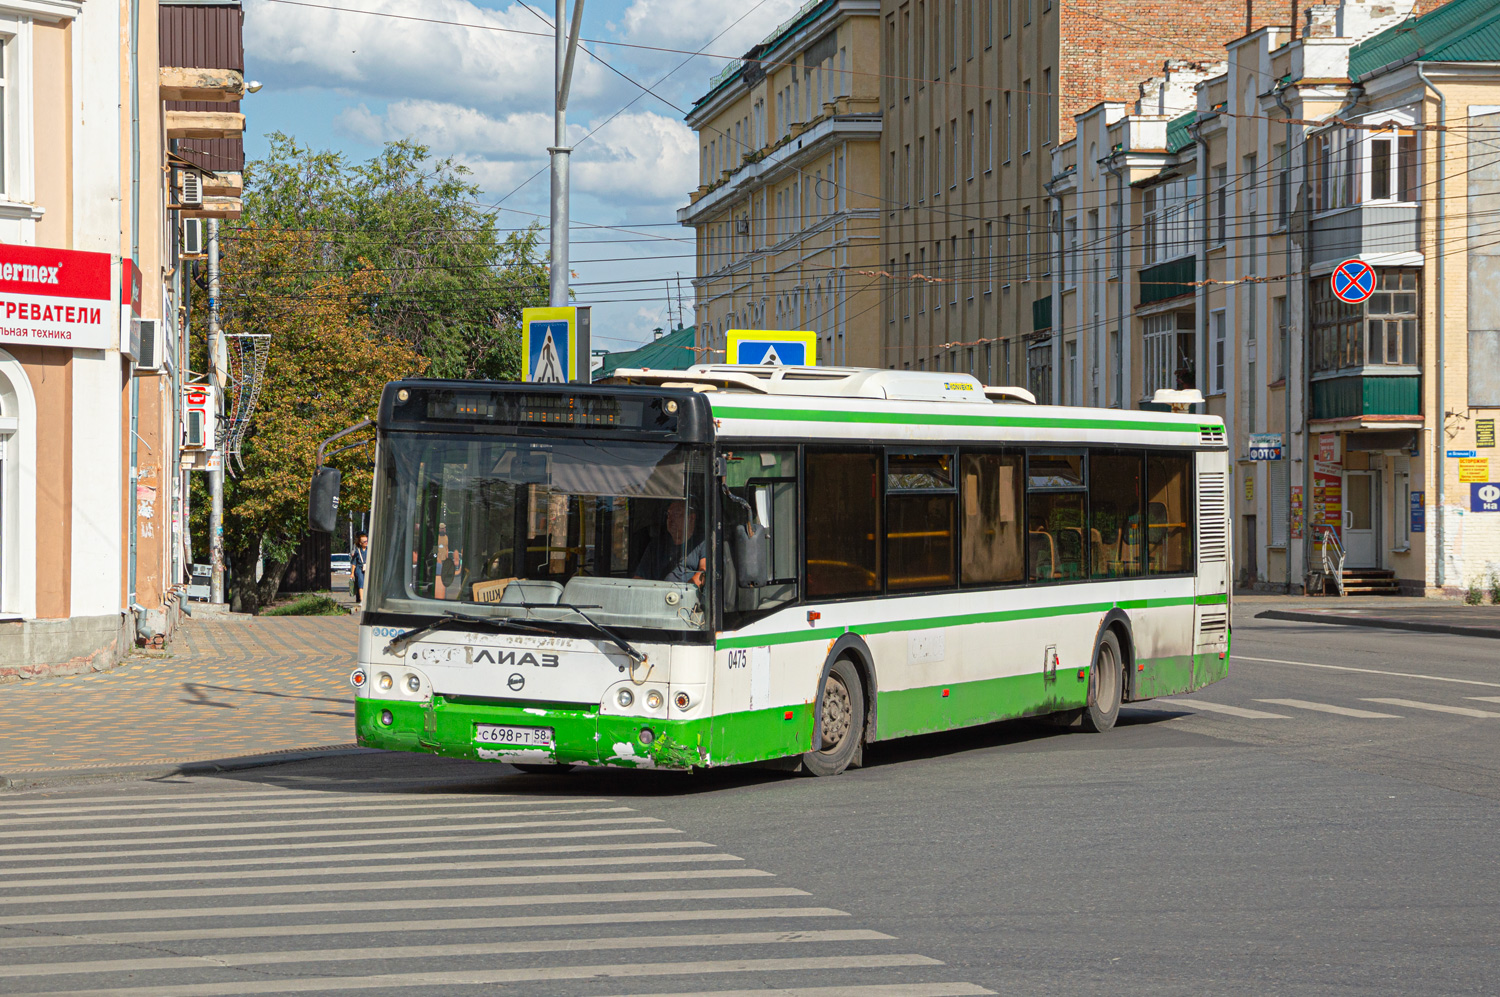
[{"left": 350, "top": 531, "right": 368, "bottom": 608}]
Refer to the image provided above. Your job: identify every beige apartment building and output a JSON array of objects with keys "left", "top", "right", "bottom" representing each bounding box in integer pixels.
[
  {"left": 1048, "top": 0, "right": 1495, "bottom": 596},
  {"left": 876, "top": 0, "right": 1270, "bottom": 391},
  {"left": 680, "top": 0, "right": 884, "bottom": 368}
]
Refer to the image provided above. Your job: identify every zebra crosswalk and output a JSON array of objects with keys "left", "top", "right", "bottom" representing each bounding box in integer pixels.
[
  {"left": 1152, "top": 693, "right": 1500, "bottom": 722},
  {"left": 0, "top": 781, "right": 992, "bottom": 997}
]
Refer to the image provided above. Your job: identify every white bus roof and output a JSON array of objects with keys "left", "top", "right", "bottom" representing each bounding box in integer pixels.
[{"left": 609, "top": 365, "right": 1226, "bottom": 449}]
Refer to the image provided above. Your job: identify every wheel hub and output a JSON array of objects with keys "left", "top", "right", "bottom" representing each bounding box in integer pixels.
[{"left": 820, "top": 674, "right": 852, "bottom": 751}]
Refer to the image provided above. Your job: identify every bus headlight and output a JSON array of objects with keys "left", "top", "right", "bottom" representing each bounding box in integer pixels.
[
  {"left": 405, "top": 674, "right": 421, "bottom": 693},
  {"left": 377, "top": 672, "right": 393, "bottom": 691},
  {"left": 645, "top": 690, "right": 663, "bottom": 710},
  {"left": 617, "top": 688, "right": 634, "bottom": 708}
]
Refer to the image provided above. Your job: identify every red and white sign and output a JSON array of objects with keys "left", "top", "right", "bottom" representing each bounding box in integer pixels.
[{"left": 0, "top": 244, "right": 114, "bottom": 350}]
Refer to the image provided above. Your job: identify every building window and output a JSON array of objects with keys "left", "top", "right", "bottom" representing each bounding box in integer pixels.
[
  {"left": 1003, "top": 91, "right": 1012, "bottom": 163},
  {"left": 1275, "top": 142, "right": 1289, "bottom": 226},
  {"left": 951, "top": 119, "right": 959, "bottom": 188},
  {"left": 951, "top": 235, "right": 959, "bottom": 305},
  {"left": 1066, "top": 340, "right": 1078, "bottom": 405},
  {"left": 934, "top": 128, "right": 942, "bottom": 199},
  {"left": 1027, "top": 340, "right": 1053, "bottom": 405},
  {"left": 1023, "top": 82, "right": 1032, "bottom": 155},
  {"left": 984, "top": 0, "right": 994, "bottom": 47},
  {"left": 984, "top": 101, "right": 993, "bottom": 172},
  {"left": 1398, "top": 134, "right": 1418, "bottom": 200},
  {"left": 1002, "top": 215, "right": 1011, "bottom": 287},
  {"left": 1311, "top": 268, "right": 1420, "bottom": 371},
  {"left": 1021, "top": 206, "right": 1031, "bottom": 281},
  {"left": 968, "top": 228, "right": 976, "bottom": 300},
  {"left": 1274, "top": 295, "right": 1289, "bottom": 382},
  {"left": 1211, "top": 309, "right": 1227, "bottom": 394},
  {"left": 1003, "top": 0, "right": 1012, "bottom": 36},
  {"left": 1143, "top": 312, "right": 1195, "bottom": 398},
  {"left": 985, "top": 221, "right": 994, "bottom": 294},
  {"left": 967, "top": 110, "right": 976, "bottom": 180},
  {"left": 1214, "top": 164, "right": 1228, "bottom": 244},
  {"left": 916, "top": 137, "right": 925, "bottom": 203},
  {"left": 1043, "top": 69, "right": 1053, "bottom": 146}
]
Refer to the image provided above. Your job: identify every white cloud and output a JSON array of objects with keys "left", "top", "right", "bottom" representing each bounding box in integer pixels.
[
  {"left": 337, "top": 100, "right": 696, "bottom": 207},
  {"left": 245, "top": 0, "right": 607, "bottom": 108},
  {"left": 615, "top": 0, "right": 809, "bottom": 54}
]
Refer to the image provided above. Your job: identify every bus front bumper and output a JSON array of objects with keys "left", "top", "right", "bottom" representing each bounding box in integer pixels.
[{"left": 355, "top": 696, "right": 711, "bottom": 770}]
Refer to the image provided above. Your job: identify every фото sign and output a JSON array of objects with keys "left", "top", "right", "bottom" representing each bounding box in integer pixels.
[
  {"left": 0, "top": 245, "right": 114, "bottom": 350},
  {"left": 1248, "top": 433, "right": 1284, "bottom": 460}
]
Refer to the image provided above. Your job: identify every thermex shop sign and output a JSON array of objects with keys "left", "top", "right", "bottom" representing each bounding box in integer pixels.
[{"left": 0, "top": 244, "right": 113, "bottom": 350}]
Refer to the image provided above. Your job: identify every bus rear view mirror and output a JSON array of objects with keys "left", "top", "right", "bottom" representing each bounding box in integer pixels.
[
  {"left": 733, "top": 521, "right": 771, "bottom": 587},
  {"left": 309, "top": 466, "right": 342, "bottom": 533}
]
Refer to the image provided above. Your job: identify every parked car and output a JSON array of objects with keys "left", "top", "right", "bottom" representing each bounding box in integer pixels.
[{"left": 330, "top": 553, "right": 351, "bottom": 574}]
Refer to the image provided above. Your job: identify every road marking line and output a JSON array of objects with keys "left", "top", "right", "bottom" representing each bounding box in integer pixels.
[
  {"left": 0, "top": 954, "right": 945, "bottom": 997},
  {"left": 0, "top": 786, "right": 483, "bottom": 810},
  {"left": 0, "top": 867, "right": 775, "bottom": 906},
  {"left": 1, "top": 789, "right": 585, "bottom": 817},
  {"left": 0, "top": 838, "right": 709, "bottom": 878},
  {"left": 1468, "top": 696, "right": 1500, "bottom": 704},
  {"left": 1362, "top": 698, "right": 1500, "bottom": 718},
  {"left": 590, "top": 986, "right": 995, "bottom": 997},
  {"left": 3, "top": 929, "right": 895, "bottom": 977},
  {"left": 0, "top": 797, "right": 619, "bottom": 827},
  {"left": 0, "top": 852, "right": 745, "bottom": 890},
  {"left": 1235, "top": 655, "right": 1500, "bottom": 689},
  {"left": 0, "top": 805, "right": 638, "bottom": 840},
  {"left": 0, "top": 907, "right": 852, "bottom": 951},
  {"left": 0, "top": 815, "right": 662, "bottom": 852},
  {"left": 0, "top": 886, "right": 813, "bottom": 928},
  {"left": 1255, "top": 699, "right": 1402, "bottom": 719},
  {"left": 1154, "top": 699, "right": 1289, "bottom": 719}
]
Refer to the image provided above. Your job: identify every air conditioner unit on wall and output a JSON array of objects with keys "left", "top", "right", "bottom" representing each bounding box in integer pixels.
[
  {"left": 180, "top": 171, "right": 203, "bottom": 208},
  {"left": 133, "top": 319, "right": 163, "bottom": 373},
  {"left": 181, "top": 218, "right": 205, "bottom": 257}
]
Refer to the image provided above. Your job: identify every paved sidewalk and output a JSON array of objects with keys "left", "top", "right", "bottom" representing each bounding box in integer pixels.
[
  {"left": 0, "top": 613, "right": 362, "bottom": 783},
  {"left": 1240, "top": 593, "right": 1500, "bottom": 639}
]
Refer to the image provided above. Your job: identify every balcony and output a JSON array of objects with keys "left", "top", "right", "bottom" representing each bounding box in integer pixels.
[
  {"left": 1309, "top": 204, "right": 1419, "bottom": 267},
  {"left": 159, "top": 66, "right": 244, "bottom": 102},
  {"left": 165, "top": 110, "right": 245, "bottom": 140},
  {"left": 1139, "top": 256, "right": 1195, "bottom": 306},
  {"left": 1311, "top": 370, "right": 1421, "bottom": 420}
]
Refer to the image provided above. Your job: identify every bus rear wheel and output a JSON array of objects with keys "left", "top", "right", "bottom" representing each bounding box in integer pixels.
[
  {"left": 1081, "top": 630, "right": 1123, "bottom": 733},
  {"left": 802, "top": 658, "right": 865, "bottom": 777}
]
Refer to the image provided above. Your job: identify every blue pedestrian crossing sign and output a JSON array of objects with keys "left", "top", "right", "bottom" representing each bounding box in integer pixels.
[
  {"left": 726, "top": 329, "right": 817, "bottom": 366},
  {"left": 522, "top": 306, "right": 591, "bottom": 383},
  {"left": 1331, "top": 259, "right": 1376, "bottom": 305}
]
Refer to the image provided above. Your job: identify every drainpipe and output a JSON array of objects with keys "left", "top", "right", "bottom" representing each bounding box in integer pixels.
[
  {"left": 1104, "top": 149, "right": 1126, "bottom": 408},
  {"left": 1416, "top": 63, "right": 1446, "bottom": 592},
  {"left": 127, "top": 0, "right": 140, "bottom": 605},
  {"left": 1275, "top": 84, "right": 1296, "bottom": 593}
]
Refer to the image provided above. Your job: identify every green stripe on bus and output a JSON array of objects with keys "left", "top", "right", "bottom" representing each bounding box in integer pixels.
[
  {"left": 716, "top": 592, "right": 1222, "bottom": 651},
  {"left": 712, "top": 404, "right": 1205, "bottom": 434}
]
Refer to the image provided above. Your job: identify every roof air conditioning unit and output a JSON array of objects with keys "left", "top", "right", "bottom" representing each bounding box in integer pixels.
[
  {"left": 180, "top": 171, "right": 203, "bottom": 208},
  {"left": 181, "top": 218, "right": 205, "bottom": 257},
  {"left": 133, "top": 319, "right": 163, "bottom": 373}
]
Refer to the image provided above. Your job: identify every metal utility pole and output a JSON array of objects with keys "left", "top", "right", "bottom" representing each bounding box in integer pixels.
[
  {"left": 208, "top": 218, "right": 225, "bottom": 604},
  {"left": 549, "top": 0, "right": 585, "bottom": 307}
]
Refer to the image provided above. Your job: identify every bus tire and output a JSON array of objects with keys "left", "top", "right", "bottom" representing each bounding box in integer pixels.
[
  {"left": 1081, "top": 630, "right": 1123, "bottom": 733},
  {"left": 802, "top": 658, "right": 865, "bottom": 777},
  {"left": 511, "top": 763, "right": 574, "bottom": 775}
]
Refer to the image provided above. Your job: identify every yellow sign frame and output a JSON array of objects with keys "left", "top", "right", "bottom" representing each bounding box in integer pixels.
[
  {"left": 522, "top": 306, "right": 578, "bottom": 382},
  {"left": 726, "top": 329, "right": 817, "bottom": 366}
]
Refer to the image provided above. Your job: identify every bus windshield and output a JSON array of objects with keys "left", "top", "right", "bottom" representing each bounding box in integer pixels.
[{"left": 368, "top": 434, "right": 712, "bottom": 633}]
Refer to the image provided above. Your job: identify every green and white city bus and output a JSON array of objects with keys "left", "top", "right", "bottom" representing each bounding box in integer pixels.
[{"left": 333, "top": 366, "right": 1230, "bottom": 776}]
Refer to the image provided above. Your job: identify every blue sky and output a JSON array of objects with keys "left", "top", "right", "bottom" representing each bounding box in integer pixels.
[{"left": 242, "top": 0, "right": 807, "bottom": 353}]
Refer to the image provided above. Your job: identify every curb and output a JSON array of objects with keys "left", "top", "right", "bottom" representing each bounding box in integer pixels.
[
  {"left": 1256, "top": 609, "right": 1500, "bottom": 641},
  {"left": 0, "top": 744, "right": 372, "bottom": 793}
]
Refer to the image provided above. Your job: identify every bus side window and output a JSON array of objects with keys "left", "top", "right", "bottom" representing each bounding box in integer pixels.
[
  {"left": 960, "top": 452, "right": 1024, "bottom": 585},
  {"left": 723, "top": 450, "right": 799, "bottom": 621},
  {"left": 1026, "top": 452, "right": 1088, "bottom": 583},
  {"left": 1089, "top": 451, "right": 1144, "bottom": 579},
  {"left": 1147, "top": 454, "right": 1194, "bottom": 573},
  {"left": 804, "top": 451, "right": 881, "bottom": 599}
]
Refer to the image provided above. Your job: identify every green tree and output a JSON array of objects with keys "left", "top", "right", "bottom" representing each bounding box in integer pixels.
[
  {"left": 210, "top": 226, "right": 427, "bottom": 614},
  {"left": 235, "top": 133, "right": 549, "bottom": 379}
]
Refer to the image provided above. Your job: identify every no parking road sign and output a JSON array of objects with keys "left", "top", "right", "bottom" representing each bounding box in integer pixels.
[
  {"left": 1331, "top": 259, "right": 1376, "bottom": 305},
  {"left": 726, "top": 329, "right": 817, "bottom": 366}
]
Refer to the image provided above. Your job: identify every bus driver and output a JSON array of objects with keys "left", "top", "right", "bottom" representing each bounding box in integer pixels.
[{"left": 633, "top": 499, "right": 706, "bottom": 586}]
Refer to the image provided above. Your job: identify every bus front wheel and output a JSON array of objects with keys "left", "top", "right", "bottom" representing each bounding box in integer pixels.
[
  {"left": 1081, "top": 630, "right": 1123, "bottom": 733},
  {"left": 802, "top": 658, "right": 865, "bottom": 777}
]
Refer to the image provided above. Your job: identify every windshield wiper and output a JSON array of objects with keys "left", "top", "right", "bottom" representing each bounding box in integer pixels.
[
  {"left": 505, "top": 601, "right": 647, "bottom": 668},
  {"left": 383, "top": 611, "right": 549, "bottom": 656}
]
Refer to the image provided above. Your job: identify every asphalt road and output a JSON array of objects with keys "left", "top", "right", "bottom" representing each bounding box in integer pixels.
[{"left": 2, "top": 611, "right": 1498, "bottom": 996}]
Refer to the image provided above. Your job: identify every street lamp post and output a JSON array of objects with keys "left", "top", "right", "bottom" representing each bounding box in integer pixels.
[{"left": 549, "top": 0, "right": 585, "bottom": 309}]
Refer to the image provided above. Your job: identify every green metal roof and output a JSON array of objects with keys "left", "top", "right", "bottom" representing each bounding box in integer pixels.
[
  {"left": 1349, "top": 0, "right": 1500, "bottom": 80},
  {"left": 595, "top": 326, "right": 698, "bottom": 379},
  {"left": 1166, "top": 111, "right": 1197, "bottom": 154}
]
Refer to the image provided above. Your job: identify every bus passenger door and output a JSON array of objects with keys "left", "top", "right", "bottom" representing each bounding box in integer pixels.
[{"left": 1193, "top": 450, "right": 1230, "bottom": 686}]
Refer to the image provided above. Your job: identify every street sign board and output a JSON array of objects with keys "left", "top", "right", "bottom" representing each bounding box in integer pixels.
[
  {"left": 1248, "top": 433, "right": 1284, "bottom": 460},
  {"left": 522, "top": 306, "right": 591, "bottom": 383},
  {"left": 1459, "top": 457, "right": 1490, "bottom": 483},
  {"left": 1478, "top": 419, "right": 1496, "bottom": 449},
  {"left": 1472, "top": 482, "right": 1500, "bottom": 513},
  {"left": 726, "top": 329, "right": 816, "bottom": 366},
  {"left": 1411, "top": 490, "right": 1425, "bottom": 532},
  {"left": 1448, "top": 449, "right": 1478, "bottom": 459},
  {"left": 1331, "top": 259, "right": 1376, "bottom": 305}
]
